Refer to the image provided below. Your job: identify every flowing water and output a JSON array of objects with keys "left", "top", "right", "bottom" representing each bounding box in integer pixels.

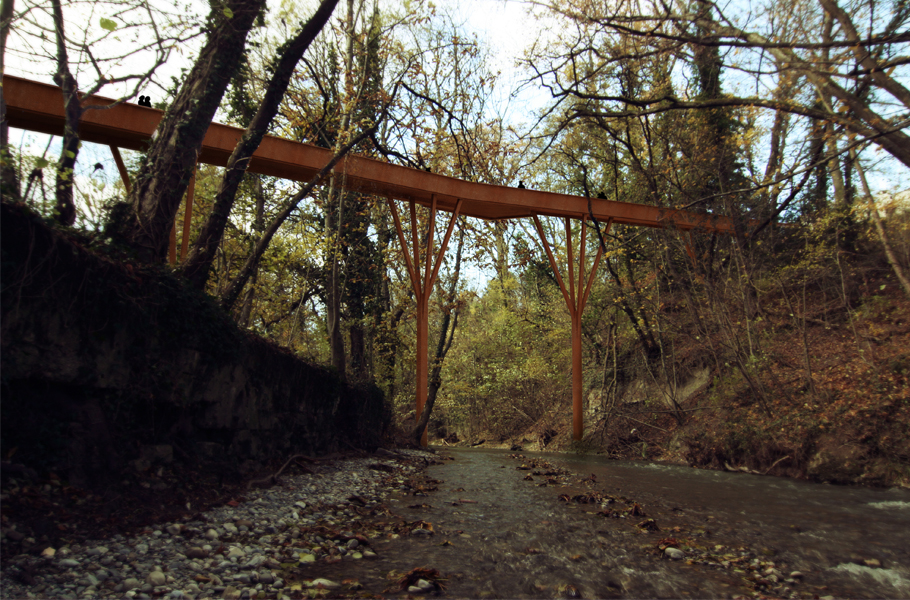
[{"left": 302, "top": 448, "right": 910, "bottom": 598}]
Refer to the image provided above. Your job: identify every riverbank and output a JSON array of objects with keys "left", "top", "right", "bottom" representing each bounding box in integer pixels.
[
  {"left": 4, "top": 447, "right": 910, "bottom": 599},
  {"left": 0, "top": 449, "right": 438, "bottom": 599}
]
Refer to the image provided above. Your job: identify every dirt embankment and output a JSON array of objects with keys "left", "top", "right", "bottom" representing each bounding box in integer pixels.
[
  {"left": 1, "top": 201, "right": 390, "bottom": 491},
  {"left": 431, "top": 274, "right": 910, "bottom": 488}
]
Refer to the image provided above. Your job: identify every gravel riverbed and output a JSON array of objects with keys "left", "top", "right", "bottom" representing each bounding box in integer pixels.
[{"left": 1, "top": 450, "right": 433, "bottom": 600}]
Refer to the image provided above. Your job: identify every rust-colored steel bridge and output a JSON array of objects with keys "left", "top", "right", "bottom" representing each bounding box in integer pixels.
[{"left": 4, "top": 75, "right": 735, "bottom": 445}]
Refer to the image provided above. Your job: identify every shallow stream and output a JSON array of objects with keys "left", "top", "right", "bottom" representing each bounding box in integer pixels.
[{"left": 302, "top": 448, "right": 910, "bottom": 598}]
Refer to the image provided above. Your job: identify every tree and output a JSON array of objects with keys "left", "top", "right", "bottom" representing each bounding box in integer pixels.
[
  {"left": 412, "top": 220, "right": 466, "bottom": 445},
  {"left": 529, "top": 0, "right": 910, "bottom": 178},
  {"left": 1, "top": 0, "right": 199, "bottom": 223},
  {"left": 118, "top": 0, "right": 266, "bottom": 260},
  {"left": 179, "top": 0, "right": 341, "bottom": 289}
]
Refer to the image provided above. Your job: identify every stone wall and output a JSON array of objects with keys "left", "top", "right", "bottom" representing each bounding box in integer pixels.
[{"left": 0, "top": 202, "right": 390, "bottom": 486}]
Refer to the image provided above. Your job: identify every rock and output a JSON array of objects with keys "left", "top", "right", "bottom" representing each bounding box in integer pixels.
[
  {"left": 408, "top": 585, "right": 426, "bottom": 593},
  {"left": 665, "top": 547, "right": 686, "bottom": 560},
  {"left": 346, "top": 539, "right": 359, "bottom": 549},
  {"left": 169, "top": 591, "right": 185, "bottom": 600},
  {"left": 362, "top": 550, "right": 377, "bottom": 559},
  {"left": 140, "top": 444, "right": 173, "bottom": 464},
  {"left": 223, "top": 523, "right": 239, "bottom": 534},
  {"left": 4, "top": 529, "right": 25, "bottom": 541},
  {"left": 273, "top": 578, "right": 285, "bottom": 588},
  {"left": 352, "top": 551, "right": 363, "bottom": 559},
  {"left": 185, "top": 546, "right": 208, "bottom": 559},
  {"left": 166, "top": 524, "right": 182, "bottom": 536},
  {"left": 41, "top": 547, "right": 56, "bottom": 558},
  {"left": 123, "top": 578, "right": 141, "bottom": 590},
  {"left": 227, "top": 546, "right": 245, "bottom": 558},
  {"left": 244, "top": 554, "right": 266, "bottom": 568},
  {"left": 146, "top": 571, "right": 166, "bottom": 587},
  {"left": 135, "top": 543, "right": 149, "bottom": 554},
  {"left": 789, "top": 571, "right": 804, "bottom": 579},
  {"left": 417, "top": 579, "right": 435, "bottom": 591},
  {"left": 258, "top": 571, "right": 275, "bottom": 585},
  {"left": 411, "top": 528, "right": 432, "bottom": 537},
  {"left": 235, "top": 519, "right": 253, "bottom": 529},
  {"left": 299, "top": 554, "right": 316, "bottom": 563},
  {"left": 86, "top": 546, "right": 108, "bottom": 555},
  {"left": 864, "top": 558, "right": 882, "bottom": 568},
  {"left": 309, "top": 578, "right": 341, "bottom": 589},
  {"left": 807, "top": 437, "right": 867, "bottom": 483},
  {"left": 59, "top": 558, "right": 80, "bottom": 568},
  {"left": 294, "top": 501, "right": 307, "bottom": 510},
  {"left": 205, "top": 529, "right": 219, "bottom": 541},
  {"left": 222, "top": 586, "right": 241, "bottom": 600}
]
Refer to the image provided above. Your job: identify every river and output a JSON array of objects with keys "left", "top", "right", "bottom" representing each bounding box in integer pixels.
[{"left": 297, "top": 447, "right": 910, "bottom": 598}]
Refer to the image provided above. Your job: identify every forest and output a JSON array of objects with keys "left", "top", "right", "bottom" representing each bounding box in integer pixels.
[{"left": 1, "top": 0, "right": 909, "bottom": 488}]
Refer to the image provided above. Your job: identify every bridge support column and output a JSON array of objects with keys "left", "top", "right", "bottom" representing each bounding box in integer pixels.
[
  {"left": 169, "top": 167, "right": 196, "bottom": 264},
  {"left": 110, "top": 145, "right": 195, "bottom": 266},
  {"left": 388, "top": 196, "right": 463, "bottom": 447},
  {"left": 532, "top": 215, "right": 609, "bottom": 441}
]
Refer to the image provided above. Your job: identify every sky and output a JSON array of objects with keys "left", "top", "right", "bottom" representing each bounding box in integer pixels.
[{"left": 5, "top": 0, "right": 908, "bottom": 222}]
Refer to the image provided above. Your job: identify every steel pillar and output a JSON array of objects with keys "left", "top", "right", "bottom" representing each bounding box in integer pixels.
[
  {"left": 388, "top": 196, "right": 463, "bottom": 447},
  {"left": 109, "top": 146, "right": 131, "bottom": 193},
  {"left": 167, "top": 168, "right": 196, "bottom": 265},
  {"left": 533, "top": 215, "right": 610, "bottom": 440}
]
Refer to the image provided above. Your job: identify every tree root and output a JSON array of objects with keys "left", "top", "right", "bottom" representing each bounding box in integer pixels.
[{"left": 246, "top": 454, "right": 317, "bottom": 490}]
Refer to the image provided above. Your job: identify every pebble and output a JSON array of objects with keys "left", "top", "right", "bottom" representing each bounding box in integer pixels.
[
  {"left": 0, "top": 451, "right": 428, "bottom": 600},
  {"left": 665, "top": 547, "right": 686, "bottom": 560}
]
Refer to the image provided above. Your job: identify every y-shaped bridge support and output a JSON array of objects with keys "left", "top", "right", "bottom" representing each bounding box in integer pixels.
[
  {"left": 388, "top": 196, "right": 463, "bottom": 447},
  {"left": 533, "top": 215, "right": 611, "bottom": 441}
]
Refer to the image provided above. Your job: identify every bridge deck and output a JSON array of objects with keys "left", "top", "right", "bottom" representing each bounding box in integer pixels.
[{"left": 4, "top": 75, "right": 732, "bottom": 231}]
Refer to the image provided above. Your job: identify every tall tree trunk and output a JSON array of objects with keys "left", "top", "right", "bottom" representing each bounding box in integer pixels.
[
  {"left": 180, "top": 0, "right": 339, "bottom": 288},
  {"left": 412, "top": 225, "right": 465, "bottom": 445},
  {"left": 50, "top": 0, "right": 80, "bottom": 225},
  {"left": 324, "top": 0, "right": 357, "bottom": 379},
  {"left": 236, "top": 177, "right": 266, "bottom": 327},
  {"left": 121, "top": 0, "right": 265, "bottom": 262}
]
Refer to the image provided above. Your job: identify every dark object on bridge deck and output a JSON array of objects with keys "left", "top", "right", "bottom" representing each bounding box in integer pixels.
[
  {"left": 138, "top": 95, "right": 152, "bottom": 107},
  {"left": 597, "top": 191, "right": 607, "bottom": 199},
  {"left": 517, "top": 181, "right": 525, "bottom": 189}
]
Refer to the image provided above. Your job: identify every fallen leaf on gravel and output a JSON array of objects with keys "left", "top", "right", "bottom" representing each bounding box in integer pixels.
[
  {"left": 637, "top": 519, "right": 660, "bottom": 532},
  {"left": 558, "top": 583, "right": 582, "bottom": 598},
  {"left": 395, "top": 567, "right": 447, "bottom": 592}
]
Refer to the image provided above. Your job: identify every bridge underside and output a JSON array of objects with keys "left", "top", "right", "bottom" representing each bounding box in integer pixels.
[{"left": 4, "top": 75, "right": 735, "bottom": 445}]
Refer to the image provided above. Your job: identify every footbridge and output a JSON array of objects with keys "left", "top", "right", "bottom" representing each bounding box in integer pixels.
[{"left": 4, "top": 75, "right": 736, "bottom": 445}]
